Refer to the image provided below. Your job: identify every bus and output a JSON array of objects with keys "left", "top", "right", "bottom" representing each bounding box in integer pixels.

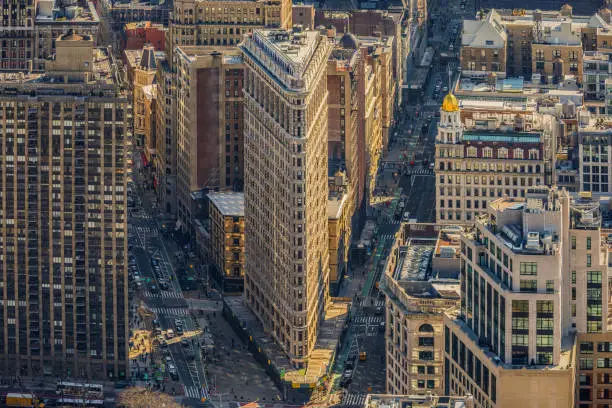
[
  {"left": 6, "top": 392, "right": 36, "bottom": 407},
  {"left": 56, "top": 381, "right": 104, "bottom": 400}
]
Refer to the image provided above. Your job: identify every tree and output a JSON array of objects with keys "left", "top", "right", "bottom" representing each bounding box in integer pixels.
[{"left": 117, "top": 387, "right": 182, "bottom": 408}]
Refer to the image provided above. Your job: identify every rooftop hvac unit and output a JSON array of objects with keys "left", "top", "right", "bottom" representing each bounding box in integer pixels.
[
  {"left": 581, "top": 210, "right": 595, "bottom": 223},
  {"left": 439, "top": 247, "right": 456, "bottom": 258},
  {"left": 525, "top": 231, "right": 541, "bottom": 250}
]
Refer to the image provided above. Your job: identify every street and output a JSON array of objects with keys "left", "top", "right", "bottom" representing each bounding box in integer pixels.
[{"left": 127, "top": 154, "right": 210, "bottom": 404}]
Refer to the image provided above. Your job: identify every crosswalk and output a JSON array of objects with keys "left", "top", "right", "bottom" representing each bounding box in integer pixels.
[
  {"left": 151, "top": 307, "right": 190, "bottom": 316},
  {"left": 136, "top": 225, "right": 158, "bottom": 237},
  {"left": 143, "top": 290, "right": 183, "bottom": 299},
  {"left": 358, "top": 298, "right": 385, "bottom": 308},
  {"left": 183, "top": 385, "right": 201, "bottom": 399},
  {"left": 410, "top": 168, "right": 434, "bottom": 175},
  {"left": 353, "top": 315, "right": 384, "bottom": 325},
  {"left": 380, "top": 233, "right": 396, "bottom": 241},
  {"left": 341, "top": 393, "right": 367, "bottom": 407}
]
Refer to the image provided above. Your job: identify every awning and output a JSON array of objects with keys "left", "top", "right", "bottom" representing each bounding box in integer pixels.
[{"left": 140, "top": 151, "right": 149, "bottom": 167}]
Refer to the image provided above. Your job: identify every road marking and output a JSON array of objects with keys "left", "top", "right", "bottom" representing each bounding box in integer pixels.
[
  {"left": 143, "top": 291, "right": 183, "bottom": 299},
  {"left": 151, "top": 307, "right": 190, "bottom": 316},
  {"left": 183, "top": 385, "right": 201, "bottom": 399},
  {"left": 342, "top": 393, "right": 366, "bottom": 407}
]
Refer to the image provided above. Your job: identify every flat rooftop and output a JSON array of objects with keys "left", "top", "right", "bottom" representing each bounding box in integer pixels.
[
  {"left": 0, "top": 47, "right": 118, "bottom": 87},
  {"left": 207, "top": 192, "right": 244, "bottom": 217},
  {"left": 250, "top": 29, "right": 320, "bottom": 75},
  {"left": 175, "top": 45, "right": 243, "bottom": 62},
  {"left": 394, "top": 240, "right": 436, "bottom": 281},
  {"left": 328, "top": 192, "right": 348, "bottom": 219},
  {"left": 36, "top": 0, "right": 100, "bottom": 23},
  {"left": 365, "top": 394, "right": 471, "bottom": 408},
  {"left": 397, "top": 280, "right": 460, "bottom": 300},
  {"left": 434, "top": 228, "right": 462, "bottom": 257}
]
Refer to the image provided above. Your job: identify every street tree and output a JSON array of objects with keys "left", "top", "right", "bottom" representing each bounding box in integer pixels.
[{"left": 117, "top": 387, "right": 182, "bottom": 408}]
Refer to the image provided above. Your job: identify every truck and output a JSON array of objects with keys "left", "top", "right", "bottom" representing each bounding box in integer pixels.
[{"left": 6, "top": 392, "right": 36, "bottom": 407}]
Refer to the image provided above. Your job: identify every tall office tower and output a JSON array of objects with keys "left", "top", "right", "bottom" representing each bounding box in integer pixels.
[
  {"left": 240, "top": 28, "right": 333, "bottom": 366},
  {"left": 174, "top": 46, "right": 245, "bottom": 232},
  {"left": 0, "top": 34, "right": 129, "bottom": 379},
  {"left": 444, "top": 188, "right": 610, "bottom": 408},
  {"left": 434, "top": 92, "right": 556, "bottom": 225},
  {"left": 154, "top": 52, "right": 178, "bottom": 216}
]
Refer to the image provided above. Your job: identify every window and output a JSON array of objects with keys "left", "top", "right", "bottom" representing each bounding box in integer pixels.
[
  {"left": 537, "top": 301, "right": 553, "bottom": 314},
  {"left": 419, "top": 337, "right": 435, "bottom": 347},
  {"left": 467, "top": 146, "right": 477, "bottom": 157},
  {"left": 419, "top": 324, "right": 435, "bottom": 332},
  {"left": 537, "top": 335, "right": 553, "bottom": 346},
  {"left": 513, "top": 148, "right": 523, "bottom": 159},
  {"left": 572, "top": 270, "right": 576, "bottom": 284},
  {"left": 512, "top": 334, "right": 528, "bottom": 346},
  {"left": 498, "top": 148, "right": 508, "bottom": 159},
  {"left": 512, "top": 317, "right": 529, "bottom": 329},
  {"left": 520, "top": 262, "right": 537, "bottom": 275},
  {"left": 520, "top": 280, "right": 537, "bottom": 292},
  {"left": 587, "top": 237, "right": 592, "bottom": 250},
  {"left": 571, "top": 236, "right": 576, "bottom": 249},
  {"left": 588, "top": 271, "right": 602, "bottom": 284},
  {"left": 483, "top": 147, "right": 493, "bottom": 158},
  {"left": 580, "top": 342, "right": 594, "bottom": 354},
  {"left": 546, "top": 280, "right": 554, "bottom": 293},
  {"left": 580, "top": 358, "right": 593, "bottom": 370},
  {"left": 587, "top": 254, "right": 592, "bottom": 267},
  {"left": 419, "top": 351, "right": 434, "bottom": 361}
]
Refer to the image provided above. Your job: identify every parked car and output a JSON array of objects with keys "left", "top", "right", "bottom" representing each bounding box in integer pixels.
[{"left": 176, "top": 325, "right": 184, "bottom": 336}]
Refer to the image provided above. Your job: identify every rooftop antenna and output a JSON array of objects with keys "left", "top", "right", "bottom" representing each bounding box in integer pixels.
[{"left": 447, "top": 65, "right": 452, "bottom": 93}]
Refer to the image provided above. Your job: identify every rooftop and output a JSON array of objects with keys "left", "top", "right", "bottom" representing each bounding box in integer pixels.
[
  {"left": 207, "top": 192, "right": 244, "bottom": 217},
  {"left": 0, "top": 47, "right": 121, "bottom": 88},
  {"left": 365, "top": 394, "right": 472, "bottom": 408},
  {"left": 570, "top": 193, "right": 602, "bottom": 230},
  {"left": 434, "top": 227, "right": 462, "bottom": 258},
  {"left": 328, "top": 193, "right": 348, "bottom": 219},
  {"left": 36, "top": 0, "right": 100, "bottom": 24},
  {"left": 252, "top": 29, "right": 320, "bottom": 73},
  {"left": 240, "top": 28, "right": 328, "bottom": 91},
  {"left": 462, "top": 9, "right": 507, "bottom": 48},
  {"left": 175, "top": 45, "right": 243, "bottom": 63},
  {"left": 394, "top": 240, "right": 436, "bottom": 281}
]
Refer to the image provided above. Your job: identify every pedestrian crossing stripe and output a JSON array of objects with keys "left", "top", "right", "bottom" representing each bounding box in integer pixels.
[
  {"left": 353, "top": 316, "right": 384, "bottom": 324},
  {"left": 143, "top": 291, "right": 182, "bottom": 299},
  {"left": 342, "top": 393, "right": 367, "bottom": 407},
  {"left": 184, "top": 385, "right": 201, "bottom": 399},
  {"left": 359, "top": 299, "right": 385, "bottom": 308},
  {"left": 152, "top": 307, "right": 190, "bottom": 316}
]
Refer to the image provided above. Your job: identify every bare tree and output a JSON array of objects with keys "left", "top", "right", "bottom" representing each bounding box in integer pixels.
[{"left": 117, "top": 387, "right": 182, "bottom": 408}]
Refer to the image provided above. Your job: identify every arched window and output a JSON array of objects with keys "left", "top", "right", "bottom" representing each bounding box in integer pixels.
[
  {"left": 467, "top": 146, "right": 477, "bottom": 158},
  {"left": 419, "top": 323, "right": 434, "bottom": 332},
  {"left": 498, "top": 147, "right": 508, "bottom": 159}
]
